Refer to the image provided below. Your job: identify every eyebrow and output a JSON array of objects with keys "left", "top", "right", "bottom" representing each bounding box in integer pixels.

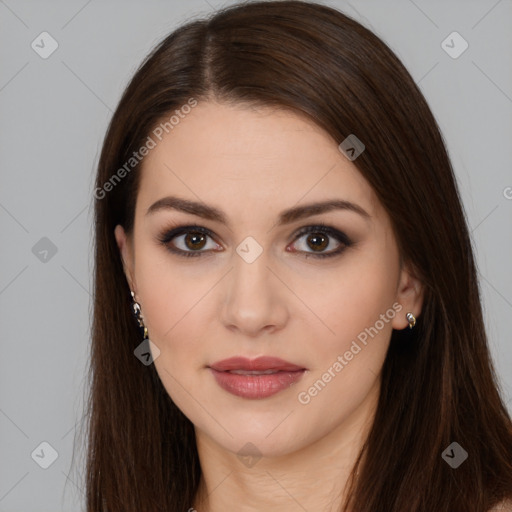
[{"left": 146, "top": 195, "right": 371, "bottom": 226}]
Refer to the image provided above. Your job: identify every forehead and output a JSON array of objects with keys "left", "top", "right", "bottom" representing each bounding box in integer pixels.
[{"left": 136, "top": 100, "right": 378, "bottom": 219}]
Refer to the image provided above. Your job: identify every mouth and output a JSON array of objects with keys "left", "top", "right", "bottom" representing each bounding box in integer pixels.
[{"left": 207, "top": 356, "right": 306, "bottom": 399}]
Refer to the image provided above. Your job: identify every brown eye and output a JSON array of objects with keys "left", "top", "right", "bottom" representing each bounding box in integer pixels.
[
  {"left": 158, "top": 223, "right": 352, "bottom": 260},
  {"left": 305, "top": 233, "right": 329, "bottom": 252},
  {"left": 184, "top": 232, "right": 208, "bottom": 251},
  {"left": 157, "top": 225, "right": 221, "bottom": 258},
  {"left": 290, "top": 224, "right": 353, "bottom": 259}
]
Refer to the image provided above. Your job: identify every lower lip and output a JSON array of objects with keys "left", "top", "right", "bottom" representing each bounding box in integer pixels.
[{"left": 209, "top": 368, "right": 306, "bottom": 399}]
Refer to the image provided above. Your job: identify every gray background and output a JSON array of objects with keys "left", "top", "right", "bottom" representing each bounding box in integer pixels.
[{"left": 0, "top": 0, "right": 511, "bottom": 510}]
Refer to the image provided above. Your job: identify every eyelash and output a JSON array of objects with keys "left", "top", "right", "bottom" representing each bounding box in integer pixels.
[{"left": 156, "top": 222, "right": 353, "bottom": 259}]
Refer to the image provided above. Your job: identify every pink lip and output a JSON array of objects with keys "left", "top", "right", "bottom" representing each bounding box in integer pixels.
[
  {"left": 209, "top": 356, "right": 305, "bottom": 372},
  {"left": 208, "top": 356, "right": 306, "bottom": 399}
]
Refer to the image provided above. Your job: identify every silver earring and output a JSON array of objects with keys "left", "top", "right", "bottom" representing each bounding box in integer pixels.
[
  {"left": 131, "top": 290, "right": 148, "bottom": 339},
  {"left": 406, "top": 312, "right": 416, "bottom": 329}
]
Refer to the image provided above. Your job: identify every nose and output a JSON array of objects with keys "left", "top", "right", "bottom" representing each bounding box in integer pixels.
[{"left": 220, "top": 248, "right": 289, "bottom": 338}]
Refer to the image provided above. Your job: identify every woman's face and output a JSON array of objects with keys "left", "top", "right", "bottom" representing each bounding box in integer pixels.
[{"left": 115, "top": 100, "right": 423, "bottom": 459}]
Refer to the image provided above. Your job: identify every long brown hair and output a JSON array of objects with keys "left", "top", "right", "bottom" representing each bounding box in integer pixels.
[{"left": 79, "top": 1, "right": 512, "bottom": 510}]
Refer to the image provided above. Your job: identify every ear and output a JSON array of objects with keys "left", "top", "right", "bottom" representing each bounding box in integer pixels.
[
  {"left": 114, "top": 224, "right": 136, "bottom": 293},
  {"left": 391, "top": 262, "right": 424, "bottom": 330}
]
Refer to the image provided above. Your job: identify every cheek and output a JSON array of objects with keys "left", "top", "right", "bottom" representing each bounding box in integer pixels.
[
  {"left": 134, "top": 253, "right": 211, "bottom": 413},
  {"left": 296, "top": 251, "right": 399, "bottom": 348},
  {"left": 294, "top": 249, "right": 399, "bottom": 401},
  {"left": 132, "top": 247, "right": 210, "bottom": 361}
]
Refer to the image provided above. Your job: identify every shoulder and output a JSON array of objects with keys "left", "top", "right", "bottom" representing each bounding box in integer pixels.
[{"left": 489, "top": 500, "right": 512, "bottom": 512}]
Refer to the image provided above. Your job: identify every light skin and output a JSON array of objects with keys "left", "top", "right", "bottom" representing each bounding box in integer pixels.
[{"left": 115, "top": 100, "right": 424, "bottom": 511}]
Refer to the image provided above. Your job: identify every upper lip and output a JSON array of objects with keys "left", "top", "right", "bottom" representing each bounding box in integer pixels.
[{"left": 209, "top": 356, "right": 306, "bottom": 372}]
